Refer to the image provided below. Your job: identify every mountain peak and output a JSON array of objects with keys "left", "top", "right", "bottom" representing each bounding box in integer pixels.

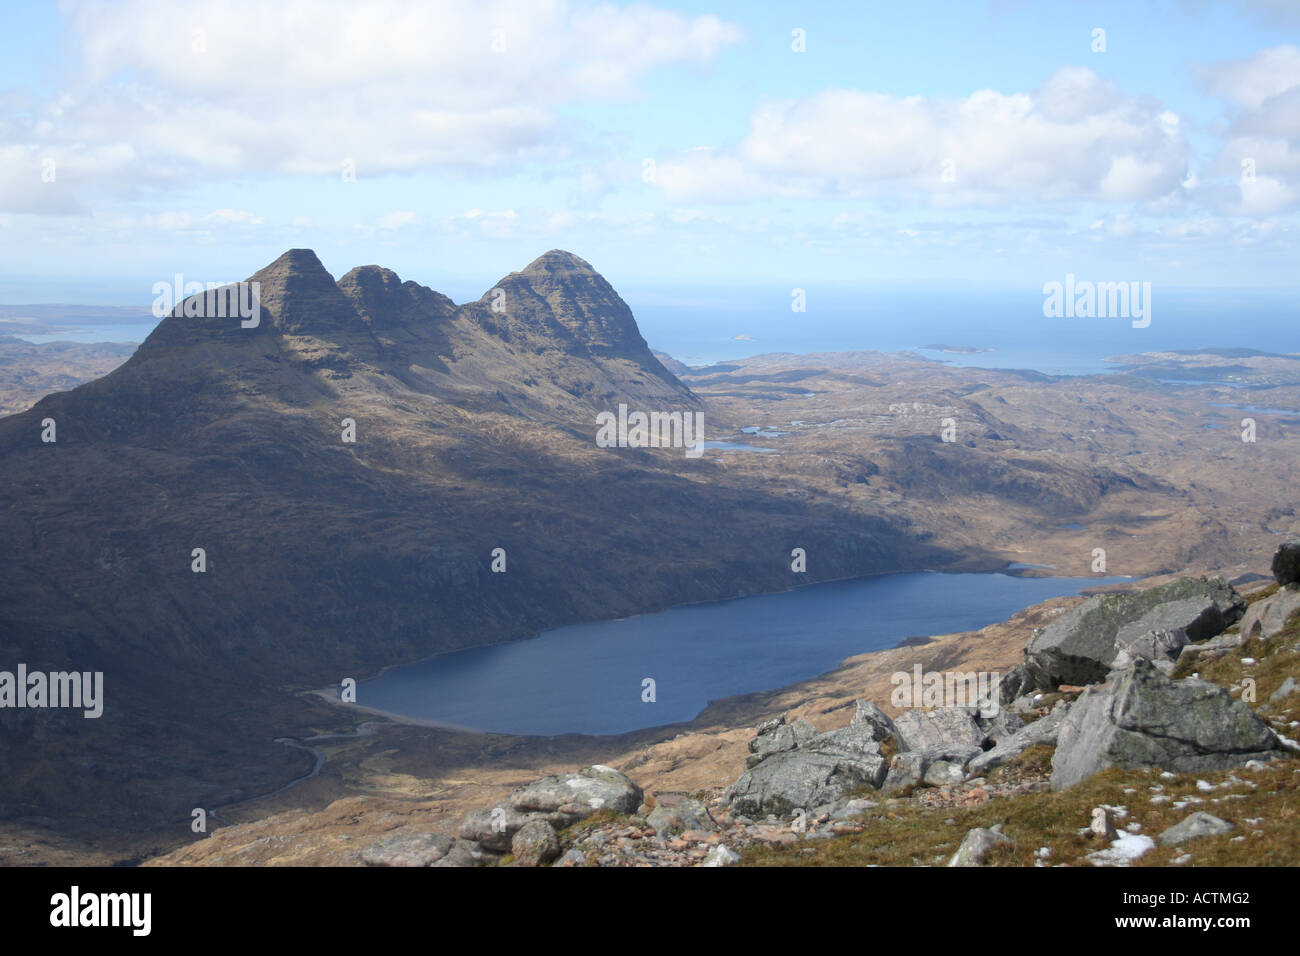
[
  {"left": 247, "top": 248, "right": 355, "bottom": 336},
  {"left": 519, "top": 249, "right": 596, "bottom": 277}
]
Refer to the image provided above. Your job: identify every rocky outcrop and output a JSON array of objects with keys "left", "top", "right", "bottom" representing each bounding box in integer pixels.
[
  {"left": 452, "top": 765, "right": 643, "bottom": 865},
  {"left": 1051, "top": 660, "right": 1279, "bottom": 789},
  {"left": 1024, "top": 577, "right": 1245, "bottom": 688},
  {"left": 725, "top": 722, "right": 888, "bottom": 817}
]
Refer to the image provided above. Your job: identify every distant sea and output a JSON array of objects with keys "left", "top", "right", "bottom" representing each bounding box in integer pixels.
[
  {"left": 620, "top": 283, "right": 1300, "bottom": 376},
  {"left": 4, "top": 277, "right": 1298, "bottom": 378}
]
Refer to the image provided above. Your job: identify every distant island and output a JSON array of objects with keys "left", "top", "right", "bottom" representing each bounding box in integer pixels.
[{"left": 917, "top": 343, "right": 995, "bottom": 354}]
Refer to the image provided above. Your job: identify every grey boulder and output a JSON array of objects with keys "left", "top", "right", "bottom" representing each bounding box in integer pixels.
[
  {"left": 1273, "top": 540, "right": 1300, "bottom": 586},
  {"left": 1158, "top": 812, "right": 1236, "bottom": 846},
  {"left": 893, "top": 707, "right": 986, "bottom": 753},
  {"left": 360, "top": 828, "right": 455, "bottom": 867},
  {"left": 948, "top": 826, "right": 1012, "bottom": 866},
  {"left": 511, "top": 819, "right": 560, "bottom": 867},
  {"left": 1025, "top": 577, "right": 1244, "bottom": 688},
  {"left": 725, "top": 723, "right": 888, "bottom": 817},
  {"left": 1238, "top": 586, "right": 1300, "bottom": 641},
  {"left": 1051, "top": 660, "right": 1278, "bottom": 789},
  {"left": 510, "top": 765, "right": 643, "bottom": 816}
]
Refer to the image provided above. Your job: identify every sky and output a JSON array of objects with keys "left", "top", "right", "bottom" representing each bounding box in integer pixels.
[{"left": 1, "top": 0, "right": 1299, "bottom": 304}]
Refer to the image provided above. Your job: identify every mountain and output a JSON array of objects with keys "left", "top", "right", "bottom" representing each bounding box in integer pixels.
[{"left": 0, "top": 250, "right": 961, "bottom": 831}]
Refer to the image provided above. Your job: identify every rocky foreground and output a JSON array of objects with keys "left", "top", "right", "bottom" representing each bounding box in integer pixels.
[{"left": 362, "top": 541, "right": 1300, "bottom": 867}]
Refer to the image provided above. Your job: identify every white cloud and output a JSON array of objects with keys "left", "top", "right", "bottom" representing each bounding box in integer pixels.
[
  {"left": 0, "top": 0, "right": 742, "bottom": 213},
  {"left": 1201, "top": 46, "right": 1300, "bottom": 215},
  {"left": 651, "top": 68, "right": 1190, "bottom": 207}
]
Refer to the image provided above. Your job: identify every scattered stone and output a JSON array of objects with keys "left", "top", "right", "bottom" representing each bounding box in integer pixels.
[
  {"left": 1271, "top": 677, "right": 1298, "bottom": 703},
  {"left": 948, "top": 827, "right": 1012, "bottom": 867},
  {"left": 699, "top": 845, "right": 740, "bottom": 867},
  {"left": 1158, "top": 812, "right": 1237, "bottom": 846}
]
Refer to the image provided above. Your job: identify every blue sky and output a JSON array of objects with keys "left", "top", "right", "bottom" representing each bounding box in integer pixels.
[{"left": 1, "top": 0, "right": 1298, "bottom": 302}]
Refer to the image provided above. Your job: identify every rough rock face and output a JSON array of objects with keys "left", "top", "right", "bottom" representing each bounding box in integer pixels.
[
  {"left": 1273, "top": 540, "right": 1300, "bottom": 585},
  {"left": 967, "top": 702, "right": 1070, "bottom": 776},
  {"left": 725, "top": 723, "right": 888, "bottom": 817},
  {"left": 892, "top": 707, "right": 987, "bottom": 753},
  {"left": 1051, "top": 660, "right": 1279, "bottom": 789},
  {"left": 1024, "top": 577, "right": 1245, "bottom": 688},
  {"left": 1238, "top": 586, "right": 1300, "bottom": 641},
  {"left": 746, "top": 717, "right": 818, "bottom": 769},
  {"left": 850, "top": 700, "right": 897, "bottom": 742}
]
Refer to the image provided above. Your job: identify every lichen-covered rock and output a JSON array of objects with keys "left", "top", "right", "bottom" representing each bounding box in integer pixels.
[
  {"left": 1051, "top": 660, "right": 1279, "bottom": 789},
  {"left": 510, "top": 765, "right": 643, "bottom": 816},
  {"left": 511, "top": 819, "right": 560, "bottom": 867},
  {"left": 360, "top": 828, "right": 455, "bottom": 866},
  {"left": 646, "top": 793, "right": 714, "bottom": 836}
]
